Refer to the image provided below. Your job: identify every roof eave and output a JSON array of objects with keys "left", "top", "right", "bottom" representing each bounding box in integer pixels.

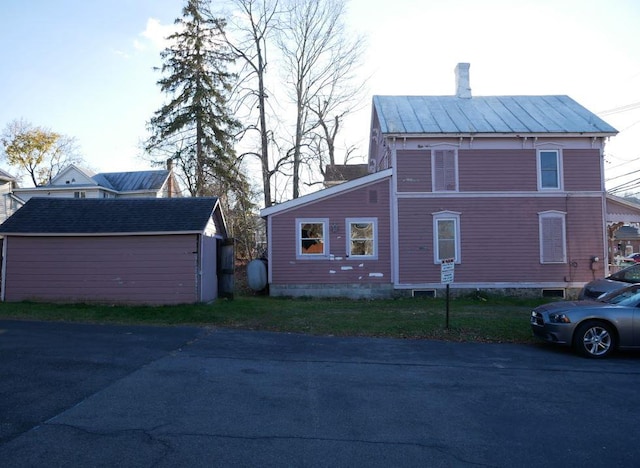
[
  {"left": 0, "top": 231, "right": 205, "bottom": 237},
  {"left": 261, "top": 168, "right": 392, "bottom": 217},
  {"left": 380, "top": 131, "right": 618, "bottom": 138},
  {"left": 12, "top": 186, "right": 117, "bottom": 193}
]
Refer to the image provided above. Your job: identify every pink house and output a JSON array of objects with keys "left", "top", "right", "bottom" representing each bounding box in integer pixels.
[{"left": 261, "top": 64, "right": 618, "bottom": 299}]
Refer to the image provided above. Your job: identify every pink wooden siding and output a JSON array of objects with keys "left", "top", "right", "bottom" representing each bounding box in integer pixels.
[
  {"left": 563, "top": 149, "right": 602, "bottom": 191},
  {"left": 269, "top": 179, "right": 391, "bottom": 285},
  {"left": 397, "top": 150, "right": 430, "bottom": 192},
  {"left": 458, "top": 149, "right": 537, "bottom": 191},
  {"left": 4, "top": 235, "right": 199, "bottom": 304},
  {"left": 397, "top": 196, "right": 604, "bottom": 284},
  {"left": 395, "top": 148, "right": 603, "bottom": 193}
]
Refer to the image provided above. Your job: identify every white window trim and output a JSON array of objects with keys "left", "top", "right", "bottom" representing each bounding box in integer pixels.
[
  {"left": 296, "top": 218, "right": 329, "bottom": 259},
  {"left": 538, "top": 210, "right": 567, "bottom": 264},
  {"left": 537, "top": 149, "right": 563, "bottom": 191},
  {"left": 345, "top": 218, "right": 378, "bottom": 260},
  {"left": 432, "top": 211, "right": 461, "bottom": 264},
  {"left": 431, "top": 148, "right": 459, "bottom": 192}
]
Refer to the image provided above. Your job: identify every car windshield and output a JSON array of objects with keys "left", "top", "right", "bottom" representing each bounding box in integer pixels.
[
  {"left": 609, "top": 263, "right": 640, "bottom": 283},
  {"left": 600, "top": 285, "right": 640, "bottom": 306}
]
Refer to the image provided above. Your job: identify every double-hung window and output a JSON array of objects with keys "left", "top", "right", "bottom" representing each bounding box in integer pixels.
[
  {"left": 539, "top": 211, "right": 566, "bottom": 263},
  {"left": 537, "top": 149, "right": 562, "bottom": 190},
  {"left": 432, "top": 149, "right": 458, "bottom": 192},
  {"left": 346, "top": 218, "right": 377, "bottom": 259},
  {"left": 297, "top": 219, "right": 328, "bottom": 258},
  {"left": 433, "top": 211, "right": 461, "bottom": 263}
]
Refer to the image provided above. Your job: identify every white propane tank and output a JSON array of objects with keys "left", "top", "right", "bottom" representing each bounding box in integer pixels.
[{"left": 246, "top": 259, "right": 268, "bottom": 291}]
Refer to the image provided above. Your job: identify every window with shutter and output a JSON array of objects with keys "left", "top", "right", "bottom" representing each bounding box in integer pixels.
[
  {"left": 433, "top": 150, "right": 457, "bottom": 192},
  {"left": 539, "top": 212, "right": 566, "bottom": 263}
]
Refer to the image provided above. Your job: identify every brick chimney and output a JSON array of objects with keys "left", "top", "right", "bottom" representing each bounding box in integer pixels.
[
  {"left": 455, "top": 63, "right": 472, "bottom": 99},
  {"left": 166, "top": 158, "right": 173, "bottom": 198}
]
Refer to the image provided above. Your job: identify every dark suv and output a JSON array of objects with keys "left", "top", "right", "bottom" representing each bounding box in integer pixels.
[{"left": 580, "top": 263, "right": 640, "bottom": 299}]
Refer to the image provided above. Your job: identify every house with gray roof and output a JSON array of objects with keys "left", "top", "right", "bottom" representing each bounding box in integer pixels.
[
  {"left": 0, "top": 197, "right": 232, "bottom": 305},
  {"left": 260, "top": 63, "right": 619, "bottom": 299},
  {"left": 11, "top": 163, "right": 181, "bottom": 203}
]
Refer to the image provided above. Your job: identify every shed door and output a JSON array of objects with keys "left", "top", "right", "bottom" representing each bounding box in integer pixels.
[{"left": 218, "top": 238, "right": 235, "bottom": 299}]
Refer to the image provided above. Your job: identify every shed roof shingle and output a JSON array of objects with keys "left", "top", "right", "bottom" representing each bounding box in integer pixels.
[
  {"left": 0, "top": 197, "right": 220, "bottom": 234},
  {"left": 324, "top": 164, "right": 370, "bottom": 183}
]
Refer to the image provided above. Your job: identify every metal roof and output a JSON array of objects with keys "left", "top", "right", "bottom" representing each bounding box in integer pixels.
[
  {"left": 0, "top": 197, "right": 220, "bottom": 235},
  {"left": 373, "top": 95, "right": 618, "bottom": 135},
  {"left": 92, "top": 170, "right": 169, "bottom": 192}
]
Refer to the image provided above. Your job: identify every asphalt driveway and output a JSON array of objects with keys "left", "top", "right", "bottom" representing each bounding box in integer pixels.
[{"left": 1, "top": 319, "right": 639, "bottom": 467}]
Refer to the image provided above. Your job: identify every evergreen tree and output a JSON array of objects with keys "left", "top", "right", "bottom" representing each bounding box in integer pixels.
[{"left": 145, "top": 0, "right": 243, "bottom": 197}]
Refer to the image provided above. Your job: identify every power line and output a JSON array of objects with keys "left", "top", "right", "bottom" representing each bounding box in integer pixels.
[
  {"left": 598, "top": 101, "right": 640, "bottom": 116},
  {"left": 606, "top": 167, "right": 640, "bottom": 183},
  {"left": 608, "top": 177, "right": 640, "bottom": 194}
]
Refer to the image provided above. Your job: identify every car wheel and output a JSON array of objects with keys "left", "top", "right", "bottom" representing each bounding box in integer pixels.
[{"left": 573, "top": 321, "right": 616, "bottom": 359}]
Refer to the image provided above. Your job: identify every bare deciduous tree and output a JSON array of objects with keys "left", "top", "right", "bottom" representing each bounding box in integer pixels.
[
  {"left": 223, "top": 0, "right": 281, "bottom": 208},
  {"left": 221, "top": 0, "right": 367, "bottom": 204},
  {"left": 277, "top": 0, "right": 366, "bottom": 199}
]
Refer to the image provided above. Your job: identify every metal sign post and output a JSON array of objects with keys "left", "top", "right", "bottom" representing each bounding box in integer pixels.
[{"left": 441, "top": 259, "right": 455, "bottom": 329}]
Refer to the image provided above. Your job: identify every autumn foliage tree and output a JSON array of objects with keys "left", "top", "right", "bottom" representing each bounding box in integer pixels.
[{"left": 1, "top": 119, "right": 83, "bottom": 186}]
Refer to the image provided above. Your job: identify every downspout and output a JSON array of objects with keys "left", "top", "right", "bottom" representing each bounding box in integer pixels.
[
  {"left": 266, "top": 216, "right": 273, "bottom": 286},
  {"left": 1, "top": 237, "right": 7, "bottom": 302},
  {"left": 196, "top": 234, "right": 202, "bottom": 302},
  {"left": 391, "top": 140, "right": 400, "bottom": 289},
  {"left": 599, "top": 137, "right": 609, "bottom": 275}
]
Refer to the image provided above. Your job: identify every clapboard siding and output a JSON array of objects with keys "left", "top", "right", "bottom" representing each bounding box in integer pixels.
[
  {"left": 4, "top": 235, "right": 199, "bottom": 304},
  {"left": 397, "top": 196, "right": 604, "bottom": 284},
  {"left": 395, "top": 148, "right": 603, "bottom": 193},
  {"left": 458, "top": 149, "right": 537, "bottom": 191},
  {"left": 269, "top": 179, "right": 392, "bottom": 285},
  {"left": 397, "top": 150, "right": 430, "bottom": 192},
  {"left": 563, "top": 149, "right": 602, "bottom": 191}
]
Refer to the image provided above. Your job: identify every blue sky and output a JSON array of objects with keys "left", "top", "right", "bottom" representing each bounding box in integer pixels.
[{"left": 1, "top": 0, "right": 639, "bottom": 194}]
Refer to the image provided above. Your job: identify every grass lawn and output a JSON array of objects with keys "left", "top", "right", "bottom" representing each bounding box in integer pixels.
[{"left": 0, "top": 294, "right": 553, "bottom": 344}]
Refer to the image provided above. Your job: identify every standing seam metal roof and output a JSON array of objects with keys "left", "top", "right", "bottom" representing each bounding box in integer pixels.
[
  {"left": 373, "top": 95, "right": 618, "bottom": 135},
  {"left": 91, "top": 170, "right": 169, "bottom": 192}
]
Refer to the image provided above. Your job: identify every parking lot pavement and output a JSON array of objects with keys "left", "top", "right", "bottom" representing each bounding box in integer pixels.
[{"left": 2, "top": 320, "right": 640, "bottom": 467}]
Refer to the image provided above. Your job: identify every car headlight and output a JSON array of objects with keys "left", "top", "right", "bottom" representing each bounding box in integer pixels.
[{"left": 549, "top": 313, "right": 571, "bottom": 324}]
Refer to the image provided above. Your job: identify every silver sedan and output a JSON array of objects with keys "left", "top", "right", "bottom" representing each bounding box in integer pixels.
[{"left": 531, "top": 284, "right": 640, "bottom": 358}]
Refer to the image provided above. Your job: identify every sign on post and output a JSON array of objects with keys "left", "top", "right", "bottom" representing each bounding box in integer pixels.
[
  {"left": 441, "top": 258, "right": 455, "bottom": 284},
  {"left": 441, "top": 258, "right": 455, "bottom": 329}
]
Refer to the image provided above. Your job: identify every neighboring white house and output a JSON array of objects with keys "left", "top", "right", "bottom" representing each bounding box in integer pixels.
[
  {"left": 0, "top": 169, "right": 21, "bottom": 225},
  {"left": 12, "top": 163, "right": 181, "bottom": 203}
]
